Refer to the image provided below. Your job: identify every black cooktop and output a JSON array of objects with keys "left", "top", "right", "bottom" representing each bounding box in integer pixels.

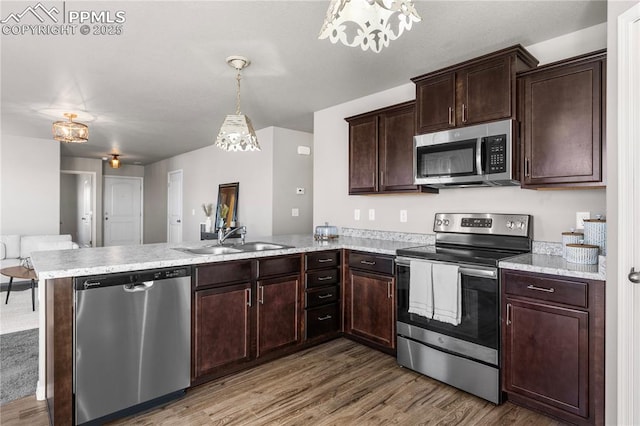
[{"left": 396, "top": 245, "right": 527, "bottom": 267}]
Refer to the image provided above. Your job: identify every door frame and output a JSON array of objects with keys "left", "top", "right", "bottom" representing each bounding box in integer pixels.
[
  {"left": 616, "top": 3, "right": 640, "bottom": 424},
  {"left": 167, "top": 169, "right": 183, "bottom": 244},
  {"left": 60, "top": 170, "right": 97, "bottom": 247},
  {"left": 103, "top": 176, "right": 144, "bottom": 246}
]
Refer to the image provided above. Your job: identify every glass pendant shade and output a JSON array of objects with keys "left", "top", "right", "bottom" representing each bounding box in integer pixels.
[
  {"left": 52, "top": 113, "right": 89, "bottom": 143},
  {"left": 215, "top": 114, "right": 260, "bottom": 152},
  {"left": 108, "top": 154, "right": 120, "bottom": 169},
  {"left": 215, "top": 55, "right": 261, "bottom": 152},
  {"left": 319, "top": 0, "right": 421, "bottom": 53}
]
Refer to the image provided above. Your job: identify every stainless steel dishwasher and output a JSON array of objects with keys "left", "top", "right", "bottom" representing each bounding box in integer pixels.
[{"left": 74, "top": 266, "right": 191, "bottom": 425}]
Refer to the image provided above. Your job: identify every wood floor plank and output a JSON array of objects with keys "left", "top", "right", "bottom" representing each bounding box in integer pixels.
[{"left": 0, "top": 339, "right": 567, "bottom": 426}]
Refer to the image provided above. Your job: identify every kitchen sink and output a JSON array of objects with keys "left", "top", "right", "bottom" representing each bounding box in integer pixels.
[
  {"left": 236, "top": 242, "right": 291, "bottom": 251},
  {"left": 174, "top": 246, "right": 243, "bottom": 255}
]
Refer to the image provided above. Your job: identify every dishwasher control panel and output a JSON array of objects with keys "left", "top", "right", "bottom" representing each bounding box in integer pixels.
[{"left": 75, "top": 266, "right": 191, "bottom": 290}]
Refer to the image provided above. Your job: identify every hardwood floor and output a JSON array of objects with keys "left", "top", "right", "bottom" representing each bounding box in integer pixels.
[{"left": 0, "top": 338, "right": 565, "bottom": 425}]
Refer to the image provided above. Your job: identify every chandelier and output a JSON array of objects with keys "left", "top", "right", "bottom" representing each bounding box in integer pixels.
[
  {"left": 319, "top": 0, "right": 421, "bottom": 53},
  {"left": 52, "top": 113, "right": 89, "bottom": 143},
  {"left": 215, "top": 56, "right": 261, "bottom": 152}
]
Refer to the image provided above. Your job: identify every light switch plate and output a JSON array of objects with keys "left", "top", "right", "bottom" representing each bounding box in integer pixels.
[
  {"left": 400, "top": 210, "right": 407, "bottom": 223},
  {"left": 292, "top": 208, "right": 299, "bottom": 217},
  {"left": 354, "top": 209, "right": 360, "bottom": 221},
  {"left": 368, "top": 209, "right": 375, "bottom": 221},
  {"left": 576, "top": 211, "right": 590, "bottom": 229}
]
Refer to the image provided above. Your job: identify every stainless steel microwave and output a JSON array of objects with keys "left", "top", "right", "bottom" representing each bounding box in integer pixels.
[{"left": 413, "top": 119, "right": 519, "bottom": 188}]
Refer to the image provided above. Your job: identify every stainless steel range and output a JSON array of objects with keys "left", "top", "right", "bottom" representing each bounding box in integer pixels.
[{"left": 395, "top": 213, "right": 532, "bottom": 403}]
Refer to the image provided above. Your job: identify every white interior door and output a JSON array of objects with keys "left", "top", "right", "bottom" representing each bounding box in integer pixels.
[
  {"left": 104, "top": 176, "right": 142, "bottom": 246},
  {"left": 617, "top": 3, "right": 640, "bottom": 424},
  {"left": 77, "top": 173, "right": 93, "bottom": 247},
  {"left": 167, "top": 170, "right": 183, "bottom": 243}
]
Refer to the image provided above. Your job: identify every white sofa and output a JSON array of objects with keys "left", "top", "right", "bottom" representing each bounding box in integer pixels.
[{"left": 0, "top": 234, "right": 79, "bottom": 283}]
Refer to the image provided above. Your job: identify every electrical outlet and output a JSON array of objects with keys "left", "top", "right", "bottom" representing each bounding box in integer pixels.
[
  {"left": 291, "top": 208, "right": 299, "bottom": 217},
  {"left": 191, "top": 209, "right": 195, "bottom": 216},
  {"left": 368, "top": 209, "right": 375, "bottom": 221},
  {"left": 576, "top": 212, "right": 590, "bottom": 229},
  {"left": 400, "top": 210, "right": 407, "bottom": 223},
  {"left": 354, "top": 209, "right": 360, "bottom": 221},
  {"left": 296, "top": 187, "right": 305, "bottom": 195}
]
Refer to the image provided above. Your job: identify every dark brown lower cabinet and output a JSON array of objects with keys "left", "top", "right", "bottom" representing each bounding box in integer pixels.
[
  {"left": 344, "top": 251, "right": 395, "bottom": 353},
  {"left": 257, "top": 275, "right": 301, "bottom": 356},
  {"left": 194, "top": 282, "right": 253, "bottom": 379},
  {"left": 502, "top": 270, "right": 604, "bottom": 426}
]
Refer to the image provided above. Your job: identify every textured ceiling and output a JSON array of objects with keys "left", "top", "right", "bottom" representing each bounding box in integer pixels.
[{"left": 1, "top": 1, "right": 607, "bottom": 165}]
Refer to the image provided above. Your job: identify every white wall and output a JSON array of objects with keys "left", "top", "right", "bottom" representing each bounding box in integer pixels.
[
  {"left": 272, "top": 127, "right": 314, "bottom": 235},
  {"left": 313, "top": 24, "right": 608, "bottom": 243},
  {"left": 1, "top": 135, "right": 60, "bottom": 235}
]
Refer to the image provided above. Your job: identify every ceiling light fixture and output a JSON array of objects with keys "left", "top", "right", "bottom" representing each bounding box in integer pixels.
[
  {"left": 108, "top": 154, "right": 121, "bottom": 169},
  {"left": 215, "top": 56, "right": 261, "bottom": 152},
  {"left": 52, "top": 113, "right": 89, "bottom": 143},
  {"left": 319, "top": 0, "right": 421, "bottom": 53}
]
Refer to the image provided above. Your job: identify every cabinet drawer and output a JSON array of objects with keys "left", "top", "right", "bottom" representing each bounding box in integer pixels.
[
  {"left": 348, "top": 252, "right": 394, "bottom": 275},
  {"left": 306, "top": 269, "right": 340, "bottom": 288},
  {"left": 257, "top": 255, "right": 301, "bottom": 279},
  {"left": 504, "top": 271, "right": 588, "bottom": 308},
  {"left": 195, "top": 261, "right": 252, "bottom": 289},
  {"left": 306, "top": 303, "right": 340, "bottom": 339},
  {"left": 306, "top": 285, "right": 339, "bottom": 308},
  {"left": 306, "top": 251, "right": 340, "bottom": 270}
]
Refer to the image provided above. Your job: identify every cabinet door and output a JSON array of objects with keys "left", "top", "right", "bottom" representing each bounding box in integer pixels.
[
  {"left": 459, "top": 56, "right": 512, "bottom": 125},
  {"left": 348, "top": 114, "right": 378, "bottom": 194},
  {"left": 379, "top": 103, "right": 420, "bottom": 192},
  {"left": 521, "top": 59, "right": 604, "bottom": 187},
  {"left": 194, "top": 282, "right": 252, "bottom": 379},
  {"left": 257, "top": 275, "right": 301, "bottom": 356},
  {"left": 415, "top": 73, "right": 456, "bottom": 134},
  {"left": 346, "top": 270, "right": 395, "bottom": 349},
  {"left": 503, "top": 298, "right": 589, "bottom": 418}
]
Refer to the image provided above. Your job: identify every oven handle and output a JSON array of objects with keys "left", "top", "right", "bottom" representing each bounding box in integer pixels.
[{"left": 395, "top": 257, "right": 497, "bottom": 279}]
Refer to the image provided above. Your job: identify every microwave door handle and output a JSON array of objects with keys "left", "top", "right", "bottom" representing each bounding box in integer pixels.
[{"left": 476, "top": 138, "right": 483, "bottom": 175}]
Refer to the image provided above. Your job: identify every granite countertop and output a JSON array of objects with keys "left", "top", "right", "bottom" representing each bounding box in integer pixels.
[
  {"left": 31, "top": 234, "right": 421, "bottom": 280},
  {"left": 499, "top": 253, "right": 606, "bottom": 281}
]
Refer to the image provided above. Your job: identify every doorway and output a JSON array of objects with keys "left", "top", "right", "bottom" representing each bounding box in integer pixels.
[
  {"left": 60, "top": 171, "right": 96, "bottom": 247},
  {"left": 167, "top": 170, "right": 183, "bottom": 243},
  {"left": 103, "top": 176, "right": 143, "bottom": 246}
]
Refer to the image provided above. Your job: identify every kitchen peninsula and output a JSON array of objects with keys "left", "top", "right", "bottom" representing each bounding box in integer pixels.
[{"left": 31, "top": 234, "right": 421, "bottom": 425}]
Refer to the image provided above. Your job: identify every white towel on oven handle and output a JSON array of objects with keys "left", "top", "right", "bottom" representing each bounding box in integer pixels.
[
  {"left": 408, "top": 260, "right": 433, "bottom": 318},
  {"left": 432, "top": 263, "right": 461, "bottom": 326}
]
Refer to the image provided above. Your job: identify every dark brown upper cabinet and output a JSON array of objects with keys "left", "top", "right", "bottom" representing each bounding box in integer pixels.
[
  {"left": 412, "top": 45, "right": 538, "bottom": 134},
  {"left": 518, "top": 50, "right": 606, "bottom": 189},
  {"left": 346, "top": 101, "right": 437, "bottom": 195}
]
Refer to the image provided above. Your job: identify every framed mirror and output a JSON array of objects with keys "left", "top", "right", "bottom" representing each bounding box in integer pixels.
[{"left": 215, "top": 182, "right": 239, "bottom": 230}]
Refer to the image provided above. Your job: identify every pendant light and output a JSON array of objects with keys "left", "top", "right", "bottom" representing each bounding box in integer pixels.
[
  {"left": 52, "top": 113, "right": 89, "bottom": 143},
  {"left": 215, "top": 56, "right": 261, "bottom": 152},
  {"left": 319, "top": 0, "right": 421, "bottom": 53}
]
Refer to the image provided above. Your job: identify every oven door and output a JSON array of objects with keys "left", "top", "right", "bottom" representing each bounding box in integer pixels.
[{"left": 396, "top": 256, "right": 499, "bottom": 366}]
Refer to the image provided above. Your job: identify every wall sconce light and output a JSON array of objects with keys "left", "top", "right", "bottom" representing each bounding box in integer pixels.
[{"left": 108, "top": 154, "right": 121, "bottom": 169}]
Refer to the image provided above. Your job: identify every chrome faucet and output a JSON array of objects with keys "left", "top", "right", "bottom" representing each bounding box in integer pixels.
[{"left": 218, "top": 226, "right": 246, "bottom": 245}]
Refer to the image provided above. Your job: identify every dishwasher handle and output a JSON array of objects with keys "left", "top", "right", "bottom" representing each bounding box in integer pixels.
[{"left": 123, "top": 281, "right": 154, "bottom": 292}]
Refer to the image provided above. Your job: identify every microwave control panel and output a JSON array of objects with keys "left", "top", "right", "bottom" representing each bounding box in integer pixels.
[{"left": 484, "top": 135, "right": 507, "bottom": 173}]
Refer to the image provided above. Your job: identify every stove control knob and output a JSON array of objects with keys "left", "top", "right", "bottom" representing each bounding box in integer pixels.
[
  {"left": 506, "top": 221, "right": 515, "bottom": 229},
  {"left": 435, "top": 219, "right": 443, "bottom": 226},
  {"left": 517, "top": 221, "right": 526, "bottom": 229},
  {"left": 443, "top": 219, "right": 450, "bottom": 226}
]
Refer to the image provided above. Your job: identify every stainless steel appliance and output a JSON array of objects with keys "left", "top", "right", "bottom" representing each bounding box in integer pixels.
[
  {"left": 413, "top": 119, "right": 518, "bottom": 188},
  {"left": 74, "top": 266, "right": 191, "bottom": 425},
  {"left": 396, "top": 213, "right": 531, "bottom": 403}
]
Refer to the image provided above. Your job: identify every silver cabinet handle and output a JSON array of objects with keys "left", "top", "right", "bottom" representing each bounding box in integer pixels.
[
  {"left": 462, "top": 104, "right": 467, "bottom": 123},
  {"left": 448, "top": 107, "right": 454, "bottom": 125},
  {"left": 360, "top": 260, "right": 376, "bottom": 266},
  {"left": 246, "top": 288, "right": 252, "bottom": 307},
  {"left": 317, "top": 315, "right": 333, "bottom": 321},
  {"left": 258, "top": 286, "right": 264, "bottom": 304},
  {"left": 629, "top": 267, "right": 640, "bottom": 284},
  {"left": 387, "top": 281, "right": 392, "bottom": 299},
  {"left": 318, "top": 259, "right": 333, "bottom": 263},
  {"left": 506, "top": 303, "right": 512, "bottom": 325},
  {"left": 525, "top": 158, "right": 531, "bottom": 178},
  {"left": 318, "top": 293, "right": 333, "bottom": 299},
  {"left": 317, "top": 276, "right": 333, "bottom": 281},
  {"left": 527, "top": 284, "right": 555, "bottom": 293},
  {"left": 381, "top": 170, "right": 384, "bottom": 186}
]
